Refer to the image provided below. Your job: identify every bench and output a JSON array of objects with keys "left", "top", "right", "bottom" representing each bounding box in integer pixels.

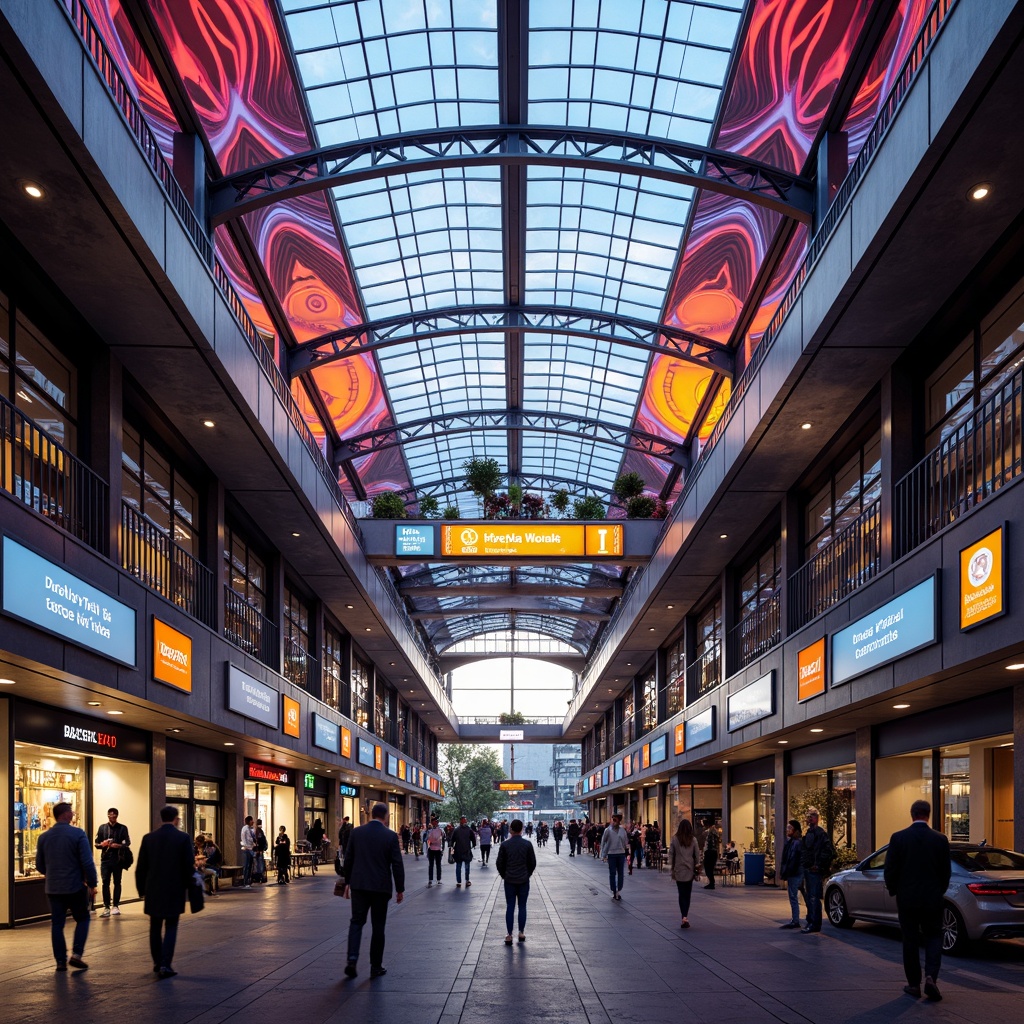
[{"left": 219, "top": 864, "right": 245, "bottom": 887}]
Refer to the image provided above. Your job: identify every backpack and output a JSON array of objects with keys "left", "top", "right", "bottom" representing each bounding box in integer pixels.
[{"left": 255, "top": 831, "right": 269, "bottom": 852}]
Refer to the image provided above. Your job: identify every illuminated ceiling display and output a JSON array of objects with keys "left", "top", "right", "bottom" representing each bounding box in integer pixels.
[{"left": 77, "top": 0, "right": 942, "bottom": 655}]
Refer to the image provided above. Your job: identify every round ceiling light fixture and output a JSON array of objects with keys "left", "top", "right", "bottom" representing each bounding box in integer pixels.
[{"left": 968, "top": 182, "right": 992, "bottom": 201}]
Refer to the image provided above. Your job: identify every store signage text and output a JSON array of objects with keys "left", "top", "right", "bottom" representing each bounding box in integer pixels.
[
  {"left": 960, "top": 526, "right": 1005, "bottom": 631},
  {"left": 797, "top": 638, "right": 826, "bottom": 701},
  {"left": 3, "top": 536, "right": 137, "bottom": 666},
  {"left": 831, "top": 576, "right": 937, "bottom": 685},
  {"left": 440, "top": 523, "right": 623, "bottom": 559},
  {"left": 63, "top": 724, "right": 117, "bottom": 749},
  {"left": 304, "top": 773, "right": 316, "bottom": 790},
  {"left": 226, "top": 664, "right": 280, "bottom": 728},
  {"left": 153, "top": 618, "right": 192, "bottom": 692},
  {"left": 246, "top": 760, "right": 290, "bottom": 784},
  {"left": 499, "top": 729, "right": 524, "bottom": 741},
  {"left": 313, "top": 713, "right": 340, "bottom": 754},
  {"left": 283, "top": 696, "right": 301, "bottom": 738},
  {"left": 339, "top": 784, "right": 358, "bottom": 797},
  {"left": 395, "top": 524, "right": 434, "bottom": 557}
]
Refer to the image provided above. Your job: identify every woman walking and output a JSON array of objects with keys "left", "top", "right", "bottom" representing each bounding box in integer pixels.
[{"left": 669, "top": 818, "right": 701, "bottom": 928}]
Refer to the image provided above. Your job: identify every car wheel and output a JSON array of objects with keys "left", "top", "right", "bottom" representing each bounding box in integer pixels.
[
  {"left": 826, "top": 886, "right": 854, "bottom": 928},
  {"left": 941, "top": 903, "right": 969, "bottom": 955}
]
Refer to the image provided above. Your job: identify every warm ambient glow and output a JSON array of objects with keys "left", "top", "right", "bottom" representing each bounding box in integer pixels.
[{"left": 968, "top": 182, "right": 992, "bottom": 201}]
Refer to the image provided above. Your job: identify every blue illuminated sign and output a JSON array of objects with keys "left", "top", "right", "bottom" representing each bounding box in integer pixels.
[
  {"left": 2, "top": 536, "right": 137, "bottom": 666},
  {"left": 357, "top": 738, "right": 376, "bottom": 768},
  {"left": 614, "top": 760, "right": 623, "bottom": 781},
  {"left": 313, "top": 713, "right": 340, "bottom": 753},
  {"left": 685, "top": 708, "right": 715, "bottom": 750},
  {"left": 387, "top": 753, "right": 399, "bottom": 776},
  {"left": 649, "top": 734, "right": 668, "bottom": 764},
  {"left": 339, "top": 784, "right": 358, "bottom": 797},
  {"left": 831, "top": 576, "right": 938, "bottom": 686},
  {"left": 226, "top": 665, "right": 279, "bottom": 728},
  {"left": 395, "top": 524, "right": 434, "bottom": 557}
]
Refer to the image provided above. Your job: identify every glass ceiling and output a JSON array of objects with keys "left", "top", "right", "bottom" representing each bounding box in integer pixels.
[{"left": 80, "top": 0, "right": 933, "bottom": 664}]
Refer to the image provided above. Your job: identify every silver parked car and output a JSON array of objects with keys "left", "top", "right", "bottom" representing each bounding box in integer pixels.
[{"left": 824, "top": 842, "right": 1024, "bottom": 953}]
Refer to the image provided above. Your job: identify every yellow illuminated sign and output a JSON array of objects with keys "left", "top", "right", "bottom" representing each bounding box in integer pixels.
[
  {"left": 798, "top": 638, "right": 826, "bottom": 701},
  {"left": 153, "top": 618, "right": 192, "bottom": 693},
  {"left": 493, "top": 780, "right": 538, "bottom": 791},
  {"left": 440, "top": 523, "right": 623, "bottom": 558},
  {"left": 960, "top": 526, "right": 1004, "bottom": 631}
]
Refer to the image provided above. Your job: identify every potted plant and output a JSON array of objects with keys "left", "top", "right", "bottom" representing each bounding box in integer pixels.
[
  {"left": 442, "top": 504, "right": 461, "bottom": 519},
  {"left": 572, "top": 495, "right": 605, "bottom": 519},
  {"left": 417, "top": 494, "right": 440, "bottom": 519},
  {"left": 370, "top": 491, "right": 407, "bottom": 518},
  {"left": 463, "top": 456, "right": 503, "bottom": 515},
  {"left": 550, "top": 487, "right": 571, "bottom": 518}
]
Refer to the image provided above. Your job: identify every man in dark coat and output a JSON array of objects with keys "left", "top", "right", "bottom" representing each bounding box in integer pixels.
[
  {"left": 342, "top": 802, "right": 405, "bottom": 979},
  {"left": 884, "top": 800, "right": 951, "bottom": 1001},
  {"left": 798, "top": 808, "right": 831, "bottom": 932},
  {"left": 452, "top": 816, "right": 476, "bottom": 887},
  {"left": 136, "top": 805, "right": 196, "bottom": 978}
]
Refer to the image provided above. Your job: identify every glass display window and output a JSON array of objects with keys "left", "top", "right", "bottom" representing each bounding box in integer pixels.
[{"left": 13, "top": 744, "right": 86, "bottom": 879}]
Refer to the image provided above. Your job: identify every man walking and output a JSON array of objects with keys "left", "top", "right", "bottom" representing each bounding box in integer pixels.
[
  {"left": 94, "top": 807, "right": 131, "bottom": 917},
  {"left": 799, "top": 808, "right": 833, "bottom": 933},
  {"left": 567, "top": 819, "right": 580, "bottom": 857},
  {"left": 338, "top": 815, "right": 353, "bottom": 863},
  {"left": 240, "top": 814, "right": 257, "bottom": 888},
  {"left": 35, "top": 801, "right": 97, "bottom": 971},
  {"left": 452, "top": 816, "right": 476, "bottom": 887},
  {"left": 496, "top": 819, "right": 536, "bottom": 944},
  {"left": 701, "top": 818, "right": 720, "bottom": 889},
  {"left": 136, "top": 805, "right": 195, "bottom": 978},
  {"left": 600, "top": 814, "right": 630, "bottom": 900},
  {"left": 552, "top": 819, "right": 565, "bottom": 855},
  {"left": 884, "top": 800, "right": 951, "bottom": 1001},
  {"left": 425, "top": 815, "right": 445, "bottom": 885},
  {"left": 342, "top": 802, "right": 405, "bottom": 979}
]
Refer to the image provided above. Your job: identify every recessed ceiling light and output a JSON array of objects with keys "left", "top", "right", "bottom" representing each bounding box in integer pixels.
[
  {"left": 346, "top": 604, "right": 354, "bottom": 610},
  {"left": 1006, "top": 663, "right": 1024, "bottom": 671},
  {"left": 291, "top": 531, "right": 300, "bottom": 538},
  {"left": 166, "top": 728, "right": 182, "bottom": 733},
  {"left": 810, "top": 728, "right": 824, "bottom": 733},
  {"left": 107, "top": 710, "right": 124, "bottom": 715},
  {"left": 801, "top": 422, "right": 812, "bottom": 430},
  {"left": 667, "top": 604, "right": 674, "bottom": 609},
  {"left": 389, "top": 662, "right": 395, "bottom": 667},
  {"left": 722, "top": 759, "right": 729, "bottom": 764},
  {"left": 87, "top": 701, "right": 101, "bottom": 706},
  {"left": 364, "top": 627, "right": 371, "bottom": 632},
  {"left": 203, "top": 419, "right": 215, "bottom": 428},
  {"left": 648, "top": 627, "right": 655, "bottom": 632},
  {"left": 968, "top": 182, "right": 992, "bottom": 201},
  {"left": 778, "top": 739, "right": 788, "bottom": 744},
  {"left": 0, "top": 678, "right": 15, "bottom": 685},
  {"left": 224, "top": 742, "right": 235, "bottom": 746},
  {"left": 23, "top": 182, "right": 45, "bottom": 199},
  {"left": 893, "top": 703, "right": 910, "bottom": 710},
  {"left": 720, "top": 533, "right": 728, "bottom": 539}
]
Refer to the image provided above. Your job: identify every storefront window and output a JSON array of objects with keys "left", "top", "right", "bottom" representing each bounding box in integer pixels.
[
  {"left": 167, "top": 776, "right": 221, "bottom": 843},
  {"left": 13, "top": 746, "right": 86, "bottom": 879},
  {"left": 941, "top": 754, "right": 971, "bottom": 842}
]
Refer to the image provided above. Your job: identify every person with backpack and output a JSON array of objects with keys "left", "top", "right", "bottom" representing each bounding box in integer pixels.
[
  {"left": 701, "top": 818, "right": 721, "bottom": 889},
  {"left": 799, "top": 807, "right": 833, "bottom": 933},
  {"left": 425, "top": 816, "right": 446, "bottom": 886},
  {"left": 253, "top": 819, "right": 269, "bottom": 883}
]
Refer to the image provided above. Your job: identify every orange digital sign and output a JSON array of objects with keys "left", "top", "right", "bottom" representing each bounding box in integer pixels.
[
  {"left": 341, "top": 728, "right": 352, "bottom": 758},
  {"left": 960, "top": 526, "right": 1004, "bottom": 631},
  {"left": 374, "top": 745, "right": 382, "bottom": 771},
  {"left": 153, "top": 618, "right": 192, "bottom": 692},
  {"left": 440, "top": 523, "right": 624, "bottom": 559},
  {"left": 674, "top": 723, "right": 685, "bottom": 755},
  {"left": 798, "top": 638, "right": 826, "bottom": 701},
  {"left": 642, "top": 744, "right": 651, "bottom": 769},
  {"left": 282, "top": 695, "right": 300, "bottom": 738}
]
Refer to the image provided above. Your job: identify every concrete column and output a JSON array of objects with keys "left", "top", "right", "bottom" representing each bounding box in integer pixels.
[
  {"left": 172, "top": 132, "right": 208, "bottom": 235},
  {"left": 780, "top": 491, "right": 801, "bottom": 636},
  {"left": 880, "top": 366, "right": 916, "bottom": 566},
  {"left": 150, "top": 733, "right": 167, "bottom": 829},
  {"left": 855, "top": 726, "right": 876, "bottom": 855},
  {"left": 224, "top": 753, "right": 245, "bottom": 860},
  {"left": 774, "top": 750, "right": 788, "bottom": 883},
  {"left": 203, "top": 479, "right": 226, "bottom": 634},
  {"left": 88, "top": 348, "right": 122, "bottom": 560}
]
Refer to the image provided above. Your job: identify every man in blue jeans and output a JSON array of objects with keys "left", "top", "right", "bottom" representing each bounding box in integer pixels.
[
  {"left": 600, "top": 814, "right": 630, "bottom": 900},
  {"left": 799, "top": 807, "right": 832, "bottom": 933},
  {"left": 240, "top": 815, "right": 257, "bottom": 888},
  {"left": 35, "top": 801, "right": 98, "bottom": 971},
  {"left": 496, "top": 818, "right": 536, "bottom": 943}
]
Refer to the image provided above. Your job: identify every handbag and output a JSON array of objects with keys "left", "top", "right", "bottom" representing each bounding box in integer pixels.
[
  {"left": 334, "top": 878, "right": 347, "bottom": 897},
  {"left": 448, "top": 848, "right": 455, "bottom": 864},
  {"left": 334, "top": 849, "right": 344, "bottom": 876},
  {"left": 188, "top": 871, "right": 205, "bottom": 914}
]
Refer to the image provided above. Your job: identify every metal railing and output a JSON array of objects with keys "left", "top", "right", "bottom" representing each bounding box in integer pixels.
[
  {"left": 895, "top": 366, "right": 1022, "bottom": 557},
  {"left": 728, "top": 590, "right": 781, "bottom": 673},
  {"left": 686, "top": 642, "right": 722, "bottom": 705},
  {"left": 581, "top": 0, "right": 959, "bottom": 682},
  {"left": 663, "top": 672, "right": 686, "bottom": 717},
  {"left": 223, "top": 586, "right": 279, "bottom": 669},
  {"left": 283, "top": 635, "right": 319, "bottom": 694},
  {"left": 1, "top": 394, "right": 108, "bottom": 550},
  {"left": 120, "top": 502, "right": 215, "bottom": 626},
  {"left": 788, "top": 498, "right": 881, "bottom": 631},
  {"left": 59, "top": 0, "right": 365, "bottom": 540}
]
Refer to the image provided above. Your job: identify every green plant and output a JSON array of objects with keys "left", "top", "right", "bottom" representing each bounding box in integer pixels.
[
  {"left": 442, "top": 504, "right": 461, "bottom": 519},
  {"left": 550, "top": 488, "right": 570, "bottom": 517},
  {"left": 370, "top": 491, "right": 407, "bottom": 519},
  {"left": 508, "top": 483, "right": 522, "bottom": 512},
  {"left": 417, "top": 494, "right": 440, "bottom": 519},
  {"left": 462, "top": 456, "right": 504, "bottom": 507},
  {"left": 572, "top": 495, "right": 605, "bottom": 519},
  {"left": 613, "top": 471, "right": 646, "bottom": 501},
  {"left": 499, "top": 711, "right": 531, "bottom": 724},
  {"left": 790, "top": 786, "right": 856, "bottom": 871},
  {"left": 626, "top": 494, "right": 656, "bottom": 519}
]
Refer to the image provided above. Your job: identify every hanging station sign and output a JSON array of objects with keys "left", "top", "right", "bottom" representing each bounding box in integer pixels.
[{"left": 439, "top": 523, "right": 623, "bottom": 559}]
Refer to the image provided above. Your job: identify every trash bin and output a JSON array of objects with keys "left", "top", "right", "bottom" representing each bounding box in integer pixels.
[{"left": 743, "top": 852, "right": 765, "bottom": 885}]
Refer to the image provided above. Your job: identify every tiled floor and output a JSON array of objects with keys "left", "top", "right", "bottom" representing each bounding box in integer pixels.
[{"left": 2, "top": 847, "right": 1023, "bottom": 1023}]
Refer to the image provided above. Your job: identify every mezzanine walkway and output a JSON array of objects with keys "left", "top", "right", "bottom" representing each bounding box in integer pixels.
[{"left": 1, "top": 845, "right": 1023, "bottom": 1024}]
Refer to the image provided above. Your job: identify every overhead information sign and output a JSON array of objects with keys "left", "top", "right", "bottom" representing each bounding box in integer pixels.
[
  {"left": 493, "top": 779, "right": 538, "bottom": 791},
  {"left": 441, "top": 523, "right": 623, "bottom": 559}
]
